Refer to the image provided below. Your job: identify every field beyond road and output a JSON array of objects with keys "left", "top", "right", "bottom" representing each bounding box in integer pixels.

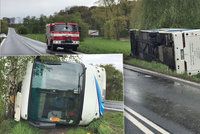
[
  {"left": 79, "top": 38, "right": 130, "bottom": 57},
  {"left": 24, "top": 34, "right": 131, "bottom": 57}
]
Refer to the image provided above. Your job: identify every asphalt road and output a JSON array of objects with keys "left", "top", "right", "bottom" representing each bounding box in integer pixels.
[
  {"left": 124, "top": 68, "right": 200, "bottom": 134},
  {"left": 0, "top": 28, "right": 77, "bottom": 56}
]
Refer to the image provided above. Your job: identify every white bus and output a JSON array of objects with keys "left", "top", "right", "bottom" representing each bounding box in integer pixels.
[{"left": 14, "top": 59, "right": 106, "bottom": 127}]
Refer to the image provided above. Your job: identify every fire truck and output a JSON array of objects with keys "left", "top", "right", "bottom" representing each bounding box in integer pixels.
[
  {"left": 46, "top": 22, "right": 80, "bottom": 51},
  {"left": 130, "top": 28, "right": 200, "bottom": 75},
  {"left": 14, "top": 58, "right": 106, "bottom": 127}
]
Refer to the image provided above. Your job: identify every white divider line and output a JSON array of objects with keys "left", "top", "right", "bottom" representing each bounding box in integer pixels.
[
  {"left": 125, "top": 111, "right": 154, "bottom": 134},
  {"left": 124, "top": 105, "right": 170, "bottom": 134},
  {"left": 0, "top": 38, "right": 6, "bottom": 47}
]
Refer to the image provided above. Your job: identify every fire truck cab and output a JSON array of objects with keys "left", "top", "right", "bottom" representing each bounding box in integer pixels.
[{"left": 46, "top": 22, "right": 80, "bottom": 51}]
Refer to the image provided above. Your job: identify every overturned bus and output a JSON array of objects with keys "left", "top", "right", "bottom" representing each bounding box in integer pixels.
[
  {"left": 14, "top": 59, "right": 106, "bottom": 127},
  {"left": 130, "top": 28, "right": 200, "bottom": 75}
]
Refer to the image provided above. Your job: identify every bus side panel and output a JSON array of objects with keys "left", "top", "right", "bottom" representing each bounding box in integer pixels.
[
  {"left": 79, "top": 66, "right": 100, "bottom": 125},
  {"left": 20, "top": 62, "right": 33, "bottom": 120}
]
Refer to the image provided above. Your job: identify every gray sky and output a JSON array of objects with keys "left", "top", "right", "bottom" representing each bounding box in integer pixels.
[
  {"left": 80, "top": 54, "right": 123, "bottom": 72},
  {"left": 0, "top": 0, "right": 98, "bottom": 18}
]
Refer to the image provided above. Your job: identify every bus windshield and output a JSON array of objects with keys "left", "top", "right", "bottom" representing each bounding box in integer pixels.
[
  {"left": 28, "top": 61, "right": 85, "bottom": 125},
  {"left": 53, "top": 24, "right": 78, "bottom": 32}
]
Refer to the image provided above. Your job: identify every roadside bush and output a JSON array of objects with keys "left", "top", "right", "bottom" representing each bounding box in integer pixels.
[
  {"left": 87, "top": 119, "right": 113, "bottom": 134},
  {"left": 0, "top": 99, "right": 5, "bottom": 123},
  {"left": 17, "top": 25, "right": 28, "bottom": 34},
  {"left": 101, "top": 64, "right": 123, "bottom": 101}
]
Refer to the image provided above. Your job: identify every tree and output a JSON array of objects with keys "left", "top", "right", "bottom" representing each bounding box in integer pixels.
[
  {"left": 17, "top": 25, "right": 28, "bottom": 34},
  {"left": 0, "top": 57, "right": 32, "bottom": 118},
  {"left": 130, "top": 0, "right": 200, "bottom": 29},
  {"left": 101, "top": 64, "right": 123, "bottom": 101},
  {"left": 0, "top": 20, "right": 8, "bottom": 34}
]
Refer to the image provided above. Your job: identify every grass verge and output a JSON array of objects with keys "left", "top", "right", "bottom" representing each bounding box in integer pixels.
[
  {"left": 79, "top": 38, "right": 131, "bottom": 57},
  {"left": 0, "top": 120, "right": 40, "bottom": 134},
  {"left": 125, "top": 57, "right": 200, "bottom": 83},
  {"left": 0, "top": 111, "right": 123, "bottom": 134},
  {"left": 24, "top": 34, "right": 46, "bottom": 43}
]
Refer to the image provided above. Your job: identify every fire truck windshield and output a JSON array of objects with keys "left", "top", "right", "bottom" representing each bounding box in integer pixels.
[
  {"left": 28, "top": 61, "right": 85, "bottom": 124},
  {"left": 53, "top": 24, "right": 78, "bottom": 32}
]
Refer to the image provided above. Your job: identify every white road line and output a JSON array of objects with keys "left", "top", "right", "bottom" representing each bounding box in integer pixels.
[
  {"left": 16, "top": 35, "right": 42, "bottom": 55},
  {"left": 124, "top": 105, "right": 170, "bottom": 134},
  {"left": 0, "top": 38, "right": 6, "bottom": 48},
  {"left": 125, "top": 111, "right": 154, "bottom": 134}
]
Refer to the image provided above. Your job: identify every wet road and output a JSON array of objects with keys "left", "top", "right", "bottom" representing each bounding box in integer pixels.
[
  {"left": 0, "top": 28, "right": 78, "bottom": 56},
  {"left": 124, "top": 68, "right": 200, "bottom": 134}
]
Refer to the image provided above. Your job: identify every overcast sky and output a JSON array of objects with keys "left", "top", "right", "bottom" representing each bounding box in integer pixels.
[
  {"left": 0, "top": 0, "right": 98, "bottom": 18},
  {"left": 79, "top": 54, "right": 123, "bottom": 72}
]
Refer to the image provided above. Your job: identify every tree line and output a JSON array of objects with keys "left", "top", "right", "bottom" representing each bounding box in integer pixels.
[{"left": 2, "top": 0, "right": 200, "bottom": 40}]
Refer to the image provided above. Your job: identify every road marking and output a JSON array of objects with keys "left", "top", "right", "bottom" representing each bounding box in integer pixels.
[
  {"left": 0, "top": 38, "right": 6, "bottom": 48},
  {"left": 125, "top": 111, "right": 154, "bottom": 134},
  {"left": 16, "top": 34, "right": 43, "bottom": 55},
  {"left": 124, "top": 105, "right": 170, "bottom": 134}
]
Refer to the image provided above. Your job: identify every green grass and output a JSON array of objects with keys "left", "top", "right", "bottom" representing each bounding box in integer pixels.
[
  {"left": 11, "top": 121, "right": 40, "bottom": 134},
  {"left": 25, "top": 34, "right": 46, "bottom": 43},
  {"left": 67, "top": 128, "right": 89, "bottom": 134},
  {"left": 66, "top": 111, "right": 123, "bottom": 134},
  {"left": 79, "top": 38, "right": 131, "bottom": 57},
  {"left": 125, "top": 57, "right": 200, "bottom": 83},
  {"left": 0, "top": 120, "right": 40, "bottom": 134},
  {"left": 0, "top": 111, "right": 123, "bottom": 134}
]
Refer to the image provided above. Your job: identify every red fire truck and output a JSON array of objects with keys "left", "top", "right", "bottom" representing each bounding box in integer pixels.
[{"left": 46, "top": 22, "right": 80, "bottom": 51}]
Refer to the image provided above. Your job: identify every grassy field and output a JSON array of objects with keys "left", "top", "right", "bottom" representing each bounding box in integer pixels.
[
  {"left": 24, "top": 34, "right": 131, "bottom": 57},
  {"left": 79, "top": 38, "right": 131, "bottom": 57},
  {"left": 0, "top": 111, "right": 123, "bottom": 134},
  {"left": 25, "top": 34, "right": 200, "bottom": 82},
  {"left": 25, "top": 34, "right": 46, "bottom": 43}
]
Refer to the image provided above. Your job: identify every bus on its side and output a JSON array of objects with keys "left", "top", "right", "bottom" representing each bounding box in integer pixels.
[{"left": 14, "top": 59, "right": 106, "bottom": 127}]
